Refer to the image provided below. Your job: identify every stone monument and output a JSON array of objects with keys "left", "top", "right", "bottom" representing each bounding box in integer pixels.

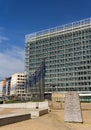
[{"left": 64, "top": 91, "right": 83, "bottom": 123}]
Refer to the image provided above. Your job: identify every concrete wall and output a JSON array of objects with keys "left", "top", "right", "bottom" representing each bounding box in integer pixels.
[
  {"left": 29, "top": 108, "right": 49, "bottom": 118},
  {"left": 39, "top": 109, "right": 48, "bottom": 116},
  {"left": 0, "top": 113, "right": 31, "bottom": 126},
  {"left": 0, "top": 108, "right": 49, "bottom": 126},
  {"left": 52, "top": 92, "right": 65, "bottom": 102},
  {"left": 0, "top": 101, "right": 48, "bottom": 109}
]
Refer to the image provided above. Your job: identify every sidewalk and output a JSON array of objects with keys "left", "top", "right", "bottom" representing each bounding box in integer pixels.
[{"left": 0, "top": 109, "right": 91, "bottom": 130}]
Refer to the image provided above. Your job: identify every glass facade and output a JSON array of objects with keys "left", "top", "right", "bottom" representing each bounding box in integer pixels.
[{"left": 25, "top": 18, "right": 91, "bottom": 94}]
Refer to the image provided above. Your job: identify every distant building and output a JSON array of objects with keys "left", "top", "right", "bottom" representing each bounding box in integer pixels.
[
  {"left": 0, "top": 81, "right": 3, "bottom": 97},
  {"left": 6, "top": 77, "right": 11, "bottom": 97},
  {"left": 0, "top": 78, "right": 11, "bottom": 98},
  {"left": 25, "top": 18, "right": 91, "bottom": 97},
  {"left": 0, "top": 73, "right": 28, "bottom": 100},
  {"left": 2, "top": 79, "right": 7, "bottom": 97},
  {"left": 10, "top": 73, "right": 26, "bottom": 97}
]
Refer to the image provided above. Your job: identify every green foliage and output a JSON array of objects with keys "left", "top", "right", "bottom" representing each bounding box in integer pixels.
[{"left": 5, "top": 100, "right": 29, "bottom": 104}]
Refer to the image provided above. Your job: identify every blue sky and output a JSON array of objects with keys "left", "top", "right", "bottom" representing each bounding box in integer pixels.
[{"left": 0, "top": 0, "right": 91, "bottom": 79}]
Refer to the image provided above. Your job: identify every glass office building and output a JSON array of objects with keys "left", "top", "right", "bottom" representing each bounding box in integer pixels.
[{"left": 25, "top": 18, "right": 91, "bottom": 95}]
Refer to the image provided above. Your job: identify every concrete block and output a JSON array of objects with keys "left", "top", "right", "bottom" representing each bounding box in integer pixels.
[
  {"left": 0, "top": 113, "right": 31, "bottom": 126},
  {"left": 39, "top": 109, "right": 48, "bottom": 116},
  {"left": 64, "top": 91, "right": 83, "bottom": 123}
]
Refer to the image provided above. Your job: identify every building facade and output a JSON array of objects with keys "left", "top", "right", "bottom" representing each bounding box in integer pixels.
[
  {"left": 6, "top": 77, "right": 11, "bottom": 97},
  {"left": 10, "top": 73, "right": 26, "bottom": 97},
  {"left": 0, "top": 78, "right": 10, "bottom": 98},
  {"left": 25, "top": 18, "right": 91, "bottom": 95},
  {"left": 2, "top": 79, "right": 7, "bottom": 98},
  {"left": 0, "top": 81, "right": 3, "bottom": 97}
]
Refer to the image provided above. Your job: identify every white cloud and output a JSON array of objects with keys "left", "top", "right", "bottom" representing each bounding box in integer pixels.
[
  {"left": 0, "top": 36, "right": 9, "bottom": 43},
  {"left": 0, "top": 45, "right": 25, "bottom": 79}
]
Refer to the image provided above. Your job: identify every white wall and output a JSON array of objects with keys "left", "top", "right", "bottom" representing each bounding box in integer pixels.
[
  {"left": 0, "top": 101, "right": 48, "bottom": 109},
  {"left": 0, "top": 81, "right": 3, "bottom": 97}
]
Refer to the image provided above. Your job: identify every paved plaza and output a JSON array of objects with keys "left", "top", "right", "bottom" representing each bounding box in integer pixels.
[{"left": 0, "top": 103, "right": 91, "bottom": 130}]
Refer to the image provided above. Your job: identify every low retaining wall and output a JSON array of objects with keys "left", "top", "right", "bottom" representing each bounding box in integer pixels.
[
  {"left": 0, "top": 101, "right": 48, "bottom": 109},
  {"left": 39, "top": 109, "right": 48, "bottom": 116},
  {"left": 49, "top": 101, "right": 65, "bottom": 109},
  {"left": 30, "top": 108, "right": 49, "bottom": 118},
  {"left": 0, "top": 113, "right": 31, "bottom": 126},
  {"left": 0, "top": 108, "right": 49, "bottom": 126},
  {"left": 0, "top": 101, "right": 49, "bottom": 126}
]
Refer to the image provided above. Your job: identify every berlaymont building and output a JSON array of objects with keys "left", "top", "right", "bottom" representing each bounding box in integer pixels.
[{"left": 25, "top": 18, "right": 91, "bottom": 100}]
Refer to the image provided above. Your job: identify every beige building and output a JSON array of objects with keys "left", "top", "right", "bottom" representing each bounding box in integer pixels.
[
  {"left": 0, "top": 81, "right": 3, "bottom": 97},
  {"left": 10, "top": 73, "right": 26, "bottom": 97}
]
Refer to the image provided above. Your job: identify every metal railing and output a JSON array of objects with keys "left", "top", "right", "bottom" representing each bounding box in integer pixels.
[{"left": 25, "top": 18, "right": 91, "bottom": 42}]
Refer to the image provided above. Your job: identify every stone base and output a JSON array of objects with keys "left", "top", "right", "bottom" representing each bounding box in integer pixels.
[
  {"left": 64, "top": 91, "right": 83, "bottom": 123},
  {"left": 0, "top": 108, "right": 49, "bottom": 126},
  {"left": 0, "top": 113, "right": 31, "bottom": 126}
]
